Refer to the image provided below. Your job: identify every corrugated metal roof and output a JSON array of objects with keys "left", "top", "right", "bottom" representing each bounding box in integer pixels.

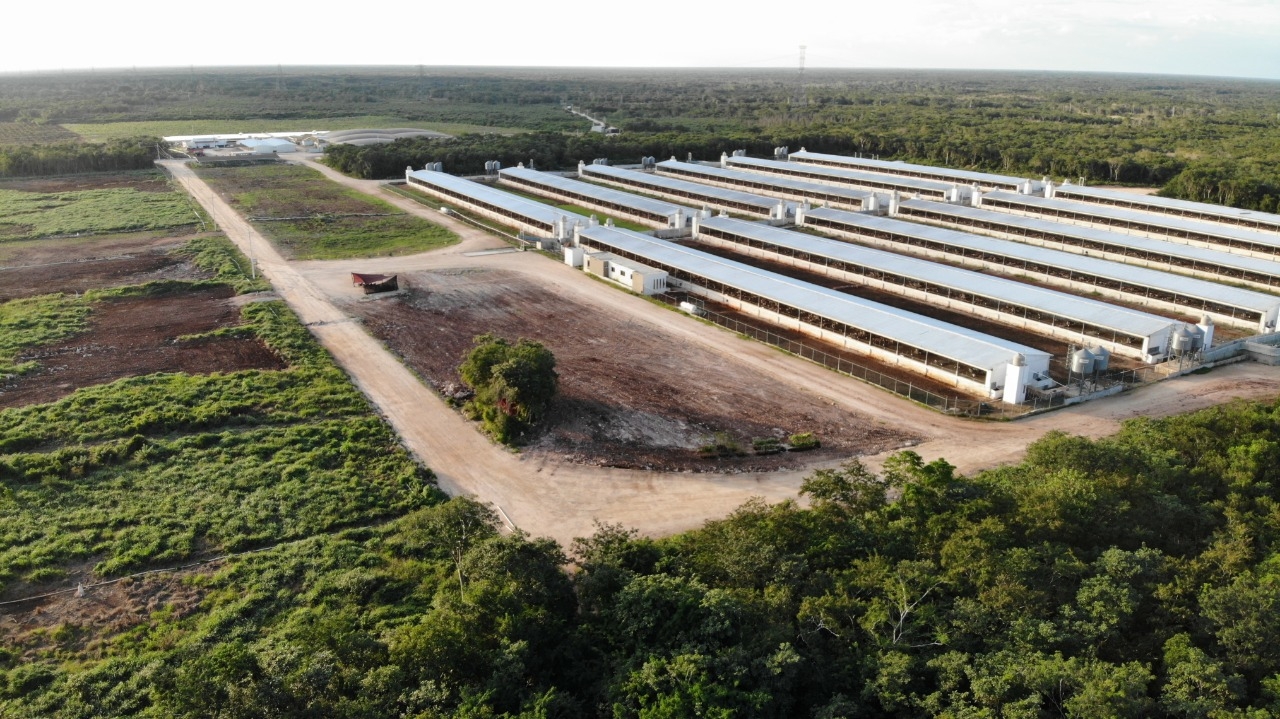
[
  {"left": 789, "top": 150, "right": 1028, "bottom": 189},
  {"left": 1052, "top": 184, "right": 1280, "bottom": 232},
  {"left": 581, "top": 164, "right": 780, "bottom": 212},
  {"left": 578, "top": 225, "right": 1048, "bottom": 373},
  {"left": 700, "top": 216, "right": 1176, "bottom": 338},
  {"left": 808, "top": 206, "right": 1280, "bottom": 315},
  {"left": 899, "top": 198, "right": 1280, "bottom": 286},
  {"left": 406, "top": 170, "right": 588, "bottom": 227},
  {"left": 727, "top": 156, "right": 955, "bottom": 194},
  {"left": 656, "top": 159, "right": 875, "bottom": 203},
  {"left": 983, "top": 191, "right": 1280, "bottom": 251},
  {"left": 499, "top": 166, "right": 694, "bottom": 218}
]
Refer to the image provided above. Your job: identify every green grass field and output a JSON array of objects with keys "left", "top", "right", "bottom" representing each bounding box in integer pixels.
[
  {"left": 195, "top": 163, "right": 458, "bottom": 260},
  {"left": 0, "top": 172, "right": 207, "bottom": 240},
  {"left": 0, "top": 122, "right": 81, "bottom": 147},
  {"left": 0, "top": 298, "right": 437, "bottom": 589},
  {"left": 64, "top": 116, "right": 528, "bottom": 142}
]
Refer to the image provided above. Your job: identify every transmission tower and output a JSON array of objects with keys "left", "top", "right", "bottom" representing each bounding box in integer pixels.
[{"left": 795, "top": 45, "right": 807, "bottom": 106}]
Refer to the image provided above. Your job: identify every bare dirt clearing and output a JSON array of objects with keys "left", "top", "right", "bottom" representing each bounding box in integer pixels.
[
  {"left": 0, "top": 285, "right": 285, "bottom": 409},
  {"left": 0, "top": 232, "right": 216, "bottom": 302},
  {"left": 346, "top": 267, "right": 913, "bottom": 472}
]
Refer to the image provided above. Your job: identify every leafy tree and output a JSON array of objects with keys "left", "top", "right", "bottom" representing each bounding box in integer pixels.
[{"left": 459, "top": 334, "right": 558, "bottom": 444}]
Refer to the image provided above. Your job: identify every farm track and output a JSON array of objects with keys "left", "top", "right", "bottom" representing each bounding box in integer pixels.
[{"left": 161, "top": 157, "right": 1280, "bottom": 547}]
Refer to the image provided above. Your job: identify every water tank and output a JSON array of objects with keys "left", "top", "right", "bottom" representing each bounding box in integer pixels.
[
  {"left": 1089, "top": 346, "right": 1110, "bottom": 372},
  {"left": 1070, "top": 348, "right": 1095, "bottom": 374}
]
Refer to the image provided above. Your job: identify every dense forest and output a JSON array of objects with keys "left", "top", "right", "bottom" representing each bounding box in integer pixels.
[
  {"left": 0, "top": 136, "right": 161, "bottom": 177},
  {"left": 3, "top": 67, "right": 1279, "bottom": 208},
  {"left": 6, "top": 397, "right": 1280, "bottom": 717}
]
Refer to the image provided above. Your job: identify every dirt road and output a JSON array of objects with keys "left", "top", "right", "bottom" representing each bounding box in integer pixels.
[{"left": 163, "top": 159, "right": 1280, "bottom": 547}]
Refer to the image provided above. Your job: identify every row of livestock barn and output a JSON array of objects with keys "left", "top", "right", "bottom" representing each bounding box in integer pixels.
[{"left": 403, "top": 149, "right": 1280, "bottom": 406}]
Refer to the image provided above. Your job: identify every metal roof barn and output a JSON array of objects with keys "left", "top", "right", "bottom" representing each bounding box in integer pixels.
[
  {"left": 580, "top": 163, "right": 786, "bottom": 219},
  {"left": 499, "top": 166, "right": 695, "bottom": 229},
  {"left": 788, "top": 150, "right": 1036, "bottom": 193},
  {"left": 896, "top": 198, "right": 1280, "bottom": 294},
  {"left": 799, "top": 206, "right": 1280, "bottom": 336},
  {"left": 576, "top": 224, "right": 1051, "bottom": 402},
  {"left": 726, "top": 156, "right": 963, "bottom": 201},
  {"left": 980, "top": 191, "right": 1280, "bottom": 261},
  {"left": 655, "top": 159, "right": 877, "bottom": 212},
  {"left": 1050, "top": 183, "right": 1280, "bottom": 236},
  {"left": 406, "top": 169, "right": 587, "bottom": 239},
  {"left": 694, "top": 215, "right": 1182, "bottom": 360}
]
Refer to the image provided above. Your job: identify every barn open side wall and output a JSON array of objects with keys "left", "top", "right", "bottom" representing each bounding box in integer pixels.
[{"left": 693, "top": 232, "right": 1157, "bottom": 361}]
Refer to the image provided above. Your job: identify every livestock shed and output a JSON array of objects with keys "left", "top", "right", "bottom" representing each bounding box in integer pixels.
[
  {"left": 693, "top": 215, "right": 1183, "bottom": 361},
  {"left": 655, "top": 159, "right": 878, "bottom": 213},
  {"left": 351, "top": 273, "right": 399, "bottom": 294},
  {"left": 979, "top": 191, "right": 1280, "bottom": 261},
  {"left": 405, "top": 167, "right": 586, "bottom": 241},
  {"left": 787, "top": 150, "right": 1041, "bottom": 194},
  {"left": 575, "top": 224, "right": 1053, "bottom": 403},
  {"left": 238, "top": 138, "right": 296, "bottom": 154},
  {"left": 798, "top": 206, "right": 1259, "bottom": 341},
  {"left": 725, "top": 156, "right": 969, "bottom": 203},
  {"left": 895, "top": 198, "right": 1280, "bottom": 294},
  {"left": 498, "top": 166, "right": 695, "bottom": 230},
  {"left": 1048, "top": 183, "right": 1280, "bottom": 236},
  {"left": 579, "top": 162, "right": 789, "bottom": 220}
]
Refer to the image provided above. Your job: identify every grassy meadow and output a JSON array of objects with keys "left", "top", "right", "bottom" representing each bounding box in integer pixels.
[{"left": 194, "top": 163, "right": 457, "bottom": 260}]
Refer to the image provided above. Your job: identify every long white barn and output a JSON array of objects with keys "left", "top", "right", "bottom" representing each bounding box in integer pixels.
[
  {"left": 796, "top": 206, "right": 1256, "bottom": 342},
  {"left": 575, "top": 224, "right": 1052, "bottom": 403},
  {"left": 405, "top": 168, "right": 586, "bottom": 240},
  {"left": 692, "top": 215, "right": 1185, "bottom": 361}
]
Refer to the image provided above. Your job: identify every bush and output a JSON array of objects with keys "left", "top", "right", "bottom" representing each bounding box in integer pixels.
[{"left": 788, "top": 432, "right": 820, "bottom": 451}]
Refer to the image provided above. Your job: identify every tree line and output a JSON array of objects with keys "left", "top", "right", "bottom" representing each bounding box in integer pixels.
[{"left": 0, "top": 136, "right": 161, "bottom": 177}]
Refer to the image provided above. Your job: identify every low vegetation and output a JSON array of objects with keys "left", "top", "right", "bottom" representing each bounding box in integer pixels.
[
  {"left": 193, "top": 163, "right": 457, "bottom": 259},
  {"left": 7, "top": 399, "right": 1280, "bottom": 716},
  {"left": 0, "top": 294, "right": 90, "bottom": 377},
  {"left": 0, "top": 172, "right": 203, "bottom": 240},
  {"left": 0, "top": 122, "right": 79, "bottom": 147}
]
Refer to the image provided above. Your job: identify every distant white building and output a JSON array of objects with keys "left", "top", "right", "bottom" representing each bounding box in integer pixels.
[{"left": 238, "top": 138, "right": 296, "bottom": 154}]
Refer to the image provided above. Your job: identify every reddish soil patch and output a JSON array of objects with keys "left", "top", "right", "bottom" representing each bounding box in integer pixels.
[
  {"left": 0, "top": 285, "right": 285, "bottom": 409},
  {"left": 0, "top": 233, "right": 214, "bottom": 302},
  {"left": 0, "top": 566, "right": 208, "bottom": 661},
  {"left": 347, "top": 267, "right": 913, "bottom": 472},
  {"left": 0, "top": 172, "right": 175, "bottom": 194}
]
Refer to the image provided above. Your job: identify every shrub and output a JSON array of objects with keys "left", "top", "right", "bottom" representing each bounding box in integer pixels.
[{"left": 788, "top": 432, "right": 820, "bottom": 451}]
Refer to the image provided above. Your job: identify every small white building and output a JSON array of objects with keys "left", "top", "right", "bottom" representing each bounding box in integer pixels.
[
  {"left": 583, "top": 252, "right": 668, "bottom": 295},
  {"left": 183, "top": 137, "right": 221, "bottom": 150}
]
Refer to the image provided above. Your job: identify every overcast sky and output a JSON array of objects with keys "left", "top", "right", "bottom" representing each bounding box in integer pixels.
[{"left": 3, "top": 0, "right": 1278, "bottom": 80}]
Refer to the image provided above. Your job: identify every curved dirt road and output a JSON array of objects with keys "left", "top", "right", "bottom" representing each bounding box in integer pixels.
[{"left": 163, "top": 158, "right": 1280, "bottom": 547}]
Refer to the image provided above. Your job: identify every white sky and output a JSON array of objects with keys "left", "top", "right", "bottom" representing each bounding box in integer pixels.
[{"left": 3, "top": 0, "right": 1278, "bottom": 79}]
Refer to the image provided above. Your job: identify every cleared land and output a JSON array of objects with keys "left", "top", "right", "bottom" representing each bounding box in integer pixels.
[
  {"left": 193, "top": 163, "right": 458, "bottom": 259},
  {"left": 347, "top": 267, "right": 912, "bottom": 471}
]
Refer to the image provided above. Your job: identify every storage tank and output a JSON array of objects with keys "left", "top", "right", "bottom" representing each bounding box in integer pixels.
[
  {"left": 1170, "top": 327, "right": 1196, "bottom": 355},
  {"left": 1070, "top": 348, "right": 1095, "bottom": 374},
  {"left": 1089, "top": 346, "right": 1110, "bottom": 372}
]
